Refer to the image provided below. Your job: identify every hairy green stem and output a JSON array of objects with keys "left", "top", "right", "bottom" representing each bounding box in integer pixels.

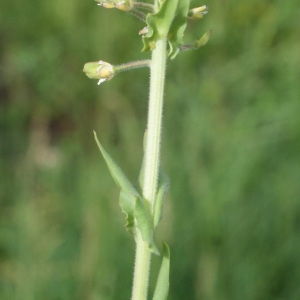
[
  {"left": 129, "top": 9, "right": 147, "bottom": 22},
  {"left": 131, "top": 38, "right": 167, "bottom": 300},
  {"left": 134, "top": 2, "right": 155, "bottom": 12},
  {"left": 115, "top": 59, "right": 150, "bottom": 74},
  {"left": 142, "top": 39, "right": 167, "bottom": 210}
]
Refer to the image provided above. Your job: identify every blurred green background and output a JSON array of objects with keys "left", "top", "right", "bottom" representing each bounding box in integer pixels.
[{"left": 1, "top": 0, "right": 300, "bottom": 299}]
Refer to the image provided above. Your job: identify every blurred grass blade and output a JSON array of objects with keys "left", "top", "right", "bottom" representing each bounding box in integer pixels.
[{"left": 152, "top": 243, "right": 170, "bottom": 300}]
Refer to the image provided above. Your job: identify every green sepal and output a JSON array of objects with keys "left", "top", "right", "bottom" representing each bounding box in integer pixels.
[
  {"left": 142, "top": 0, "right": 189, "bottom": 59},
  {"left": 83, "top": 61, "right": 101, "bottom": 80},
  {"left": 94, "top": 131, "right": 159, "bottom": 255},
  {"left": 152, "top": 243, "right": 170, "bottom": 300}
]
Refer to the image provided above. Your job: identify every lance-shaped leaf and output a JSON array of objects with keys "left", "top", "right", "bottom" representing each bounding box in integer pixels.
[
  {"left": 94, "top": 131, "right": 159, "bottom": 255},
  {"left": 152, "top": 243, "right": 170, "bottom": 300},
  {"left": 94, "top": 131, "right": 139, "bottom": 201}
]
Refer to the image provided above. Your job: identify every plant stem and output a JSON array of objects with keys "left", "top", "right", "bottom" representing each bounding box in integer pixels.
[
  {"left": 131, "top": 38, "right": 167, "bottom": 300},
  {"left": 115, "top": 60, "right": 151, "bottom": 74},
  {"left": 134, "top": 2, "right": 155, "bottom": 12}
]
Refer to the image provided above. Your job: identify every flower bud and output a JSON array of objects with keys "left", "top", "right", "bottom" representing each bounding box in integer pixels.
[
  {"left": 83, "top": 61, "right": 115, "bottom": 85},
  {"left": 95, "top": 0, "right": 134, "bottom": 11},
  {"left": 95, "top": 0, "right": 116, "bottom": 8},
  {"left": 188, "top": 5, "right": 208, "bottom": 20},
  {"left": 116, "top": 0, "right": 134, "bottom": 11}
]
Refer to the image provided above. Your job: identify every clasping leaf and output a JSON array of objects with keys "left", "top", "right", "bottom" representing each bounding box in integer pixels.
[
  {"left": 94, "top": 131, "right": 159, "bottom": 255},
  {"left": 142, "top": 0, "right": 189, "bottom": 59}
]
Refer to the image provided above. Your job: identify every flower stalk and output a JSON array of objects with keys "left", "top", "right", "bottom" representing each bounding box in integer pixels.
[{"left": 83, "top": 59, "right": 150, "bottom": 85}]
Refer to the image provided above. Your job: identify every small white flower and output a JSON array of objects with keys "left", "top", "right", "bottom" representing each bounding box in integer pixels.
[{"left": 188, "top": 5, "right": 209, "bottom": 20}]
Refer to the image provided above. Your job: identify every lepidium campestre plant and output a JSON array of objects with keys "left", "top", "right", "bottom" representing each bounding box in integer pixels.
[{"left": 83, "top": 1, "right": 211, "bottom": 299}]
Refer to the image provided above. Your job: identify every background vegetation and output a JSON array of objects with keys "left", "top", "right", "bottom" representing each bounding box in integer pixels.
[{"left": 1, "top": 0, "right": 299, "bottom": 299}]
